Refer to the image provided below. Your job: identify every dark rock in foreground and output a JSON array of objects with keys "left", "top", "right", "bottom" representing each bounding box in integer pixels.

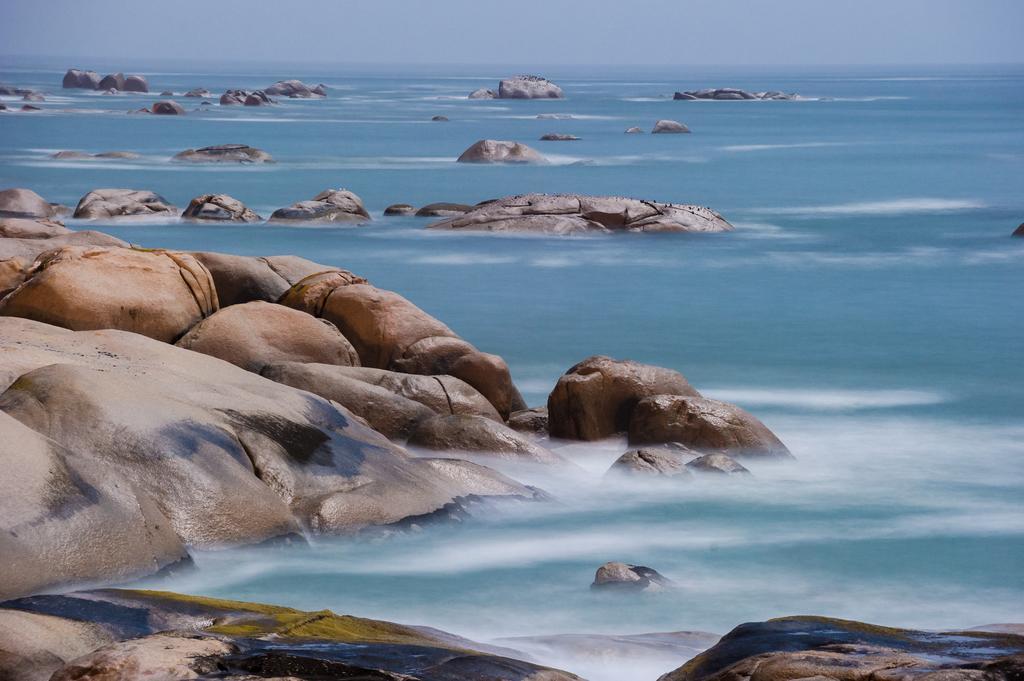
[
  {"left": 660, "top": 615, "right": 1024, "bottom": 681},
  {"left": 428, "top": 194, "right": 733, "bottom": 236},
  {"left": 0, "top": 590, "right": 582, "bottom": 681},
  {"left": 592, "top": 561, "right": 674, "bottom": 591},
  {"left": 172, "top": 143, "right": 273, "bottom": 163},
  {"left": 456, "top": 139, "right": 547, "bottom": 164}
]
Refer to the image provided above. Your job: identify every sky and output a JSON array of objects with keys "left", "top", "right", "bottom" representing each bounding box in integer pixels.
[{"left": 1, "top": 0, "right": 1022, "bottom": 67}]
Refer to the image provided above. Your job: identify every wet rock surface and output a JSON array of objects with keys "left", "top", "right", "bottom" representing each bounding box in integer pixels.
[
  {"left": 674, "top": 88, "right": 800, "bottom": 101},
  {"left": 172, "top": 144, "right": 274, "bottom": 163},
  {"left": 182, "top": 193, "right": 262, "bottom": 222},
  {"left": 270, "top": 188, "right": 372, "bottom": 224},
  {"left": 73, "top": 188, "right": 177, "bottom": 218},
  {"left": 592, "top": 561, "right": 675, "bottom": 591}
]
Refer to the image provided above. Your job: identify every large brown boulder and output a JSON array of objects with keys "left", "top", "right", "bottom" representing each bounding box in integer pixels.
[
  {"left": 262, "top": 361, "right": 437, "bottom": 440},
  {"left": 326, "top": 365, "right": 501, "bottom": 420},
  {"left": 0, "top": 188, "right": 55, "bottom": 218},
  {"left": 429, "top": 193, "right": 733, "bottom": 235},
  {"left": 280, "top": 274, "right": 526, "bottom": 417},
  {"left": 407, "top": 414, "right": 564, "bottom": 464},
  {"left": 97, "top": 73, "right": 125, "bottom": 91},
  {"left": 73, "top": 188, "right": 177, "bottom": 219},
  {"left": 0, "top": 231, "right": 128, "bottom": 263},
  {"left": 176, "top": 301, "right": 359, "bottom": 372},
  {"left": 0, "top": 217, "right": 69, "bottom": 239},
  {"left": 547, "top": 356, "right": 699, "bottom": 440},
  {"left": 628, "top": 394, "right": 791, "bottom": 458},
  {"left": 62, "top": 68, "right": 101, "bottom": 89},
  {"left": 457, "top": 139, "right": 547, "bottom": 164},
  {"left": 269, "top": 188, "right": 371, "bottom": 224},
  {"left": 0, "top": 412, "right": 187, "bottom": 601},
  {"left": 0, "top": 246, "right": 218, "bottom": 343},
  {"left": 151, "top": 100, "right": 185, "bottom": 115},
  {"left": 191, "top": 252, "right": 345, "bottom": 306},
  {"left": 0, "top": 318, "right": 540, "bottom": 555},
  {"left": 123, "top": 74, "right": 148, "bottom": 92},
  {"left": 181, "top": 193, "right": 261, "bottom": 222}
]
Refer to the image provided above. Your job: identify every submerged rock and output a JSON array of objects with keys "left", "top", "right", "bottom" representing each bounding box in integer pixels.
[
  {"left": 0, "top": 246, "right": 216, "bottom": 342},
  {"left": 628, "top": 394, "right": 791, "bottom": 458},
  {"left": 468, "top": 87, "right": 496, "bottom": 99},
  {"left": 279, "top": 273, "right": 526, "bottom": 418},
  {"left": 686, "top": 451, "right": 750, "bottom": 475},
  {"left": 652, "top": 119, "right": 691, "bottom": 133},
  {"left": 73, "top": 188, "right": 177, "bottom": 218},
  {"left": 658, "top": 616, "right": 1024, "bottom": 681},
  {"left": 498, "top": 74, "right": 564, "bottom": 99},
  {"left": 674, "top": 88, "right": 799, "bottom": 101},
  {"left": 625, "top": 126, "right": 644, "bottom": 133},
  {"left": 151, "top": 100, "right": 185, "bottom": 115},
  {"left": 540, "top": 133, "right": 580, "bottom": 141},
  {"left": 428, "top": 193, "right": 733, "bottom": 235},
  {"left": 181, "top": 193, "right": 261, "bottom": 222},
  {"left": 432, "top": 114, "right": 449, "bottom": 121},
  {"left": 176, "top": 301, "right": 359, "bottom": 372},
  {"left": 608, "top": 447, "right": 695, "bottom": 478},
  {"left": 172, "top": 143, "right": 274, "bottom": 163},
  {"left": 592, "top": 561, "right": 674, "bottom": 591},
  {"left": 265, "top": 79, "right": 319, "bottom": 98},
  {"left": 384, "top": 203, "right": 417, "bottom": 215},
  {"left": 0, "top": 187, "right": 56, "bottom": 219},
  {"left": 415, "top": 202, "right": 474, "bottom": 217},
  {"left": 51, "top": 150, "right": 140, "bottom": 160},
  {"left": 269, "top": 188, "right": 372, "bottom": 224},
  {"left": 21, "top": 92, "right": 44, "bottom": 102},
  {"left": 456, "top": 139, "right": 547, "bottom": 164},
  {"left": 183, "top": 87, "right": 211, "bottom": 98},
  {"left": 62, "top": 68, "right": 101, "bottom": 89},
  {"left": 408, "top": 414, "right": 565, "bottom": 464}
]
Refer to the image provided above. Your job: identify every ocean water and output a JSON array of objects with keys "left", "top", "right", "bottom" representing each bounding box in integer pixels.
[{"left": 1, "top": 61, "right": 1022, "bottom": 679}]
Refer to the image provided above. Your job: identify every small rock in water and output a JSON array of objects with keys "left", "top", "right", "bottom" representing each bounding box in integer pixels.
[
  {"left": 652, "top": 119, "right": 690, "bottom": 134},
  {"left": 415, "top": 202, "right": 474, "bottom": 217},
  {"left": 384, "top": 203, "right": 417, "bottom": 216},
  {"left": 592, "top": 561, "right": 674, "bottom": 591},
  {"left": 607, "top": 447, "right": 696, "bottom": 478},
  {"left": 181, "top": 193, "right": 262, "bottom": 222},
  {"left": 431, "top": 114, "right": 449, "bottom": 121},
  {"left": 183, "top": 87, "right": 211, "bottom": 98},
  {"left": 151, "top": 100, "right": 185, "bottom": 115},
  {"left": 540, "top": 133, "right": 580, "bottom": 141},
  {"left": 537, "top": 113, "right": 573, "bottom": 120},
  {"left": 456, "top": 139, "right": 547, "bottom": 164},
  {"left": 1013, "top": 223, "right": 1024, "bottom": 237},
  {"left": 625, "top": 126, "right": 644, "bottom": 133},
  {"left": 686, "top": 451, "right": 750, "bottom": 475},
  {"left": 468, "top": 87, "right": 495, "bottom": 99},
  {"left": 172, "top": 143, "right": 273, "bottom": 164},
  {"left": 159, "top": 90, "right": 173, "bottom": 96}
]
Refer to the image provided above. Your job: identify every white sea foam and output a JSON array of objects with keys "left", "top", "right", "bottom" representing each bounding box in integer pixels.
[
  {"left": 703, "top": 387, "right": 948, "bottom": 411},
  {"left": 410, "top": 253, "right": 518, "bottom": 266},
  {"left": 721, "top": 141, "right": 852, "bottom": 152},
  {"left": 757, "top": 198, "right": 985, "bottom": 216}
]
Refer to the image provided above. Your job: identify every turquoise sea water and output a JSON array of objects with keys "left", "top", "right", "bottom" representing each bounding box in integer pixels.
[{"left": 1, "top": 61, "right": 1022, "bottom": 678}]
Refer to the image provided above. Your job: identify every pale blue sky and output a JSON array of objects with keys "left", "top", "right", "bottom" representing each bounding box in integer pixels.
[{"left": 1, "top": 0, "right": 1022, "bottom": 66}]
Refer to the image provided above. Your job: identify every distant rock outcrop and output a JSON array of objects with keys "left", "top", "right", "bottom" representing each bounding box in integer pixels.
[
  {"left": 674, "top": 88, "right": 799, "bottom": 101},
  {"left": 62, "top": 68, "right": 101, "bottom": 89},
  {"left": 456, "top": 140, "right": 547, "bottom": 164},
  {"left": 172, "top": 144, "right": 273, "bottom": 163},
  {"left": 498, "top": 75, "right": 564, "bottom": 99},
  {"left": 181, "top": 193, "right": 261, "bottom": 222},
  {"left": 652, "top": 119, "right": 690, "bottom": 134},
  {"left": 269, "top": 188, "right": 372, "bottom": 224}
]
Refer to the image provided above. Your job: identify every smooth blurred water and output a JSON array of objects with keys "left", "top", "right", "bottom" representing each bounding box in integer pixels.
[{"left": 2, "top": 61, "right": 1022, "bottom": 677}]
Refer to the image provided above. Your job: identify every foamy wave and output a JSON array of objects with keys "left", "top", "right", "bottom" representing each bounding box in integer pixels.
[
  {"left": 757, "top": 198, "right": 985, "bottom": 217},
  {"left": 721, "top": 142, "right": 852, "bottom": 152},
  {"left": 704, "top": 387, "right": 948, "bottom": 411},
  {"left": 410, "top": 253, "right": 518, "bottom": 266}
]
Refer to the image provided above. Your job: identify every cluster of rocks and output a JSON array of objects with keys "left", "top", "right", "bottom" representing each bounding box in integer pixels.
[
  {"left": 62, "top": 68, "right": 148, "bottom": 92},
  {"left": 385, "top": 202, "right": 475, "bottom": 217},
  {"left": 50, "top": 150, "right": 139, "bottom": 161},
  {"left": 0, "top": 589, "right": 582, "bottom": 681},
  {"left": 674, "top": 88, "right": 800, "bottom": 101},
  {"left": 265, "top": 79, "right": 327, "bottom": 97},
  {"left": 427, "top": 194, "right": 734, "bottom": 235},
  {"left": 469, "top": 74, "right": 564, "bottom": 99},
  {"left": 220, "top": 88, "right": 275, "bottom": 106}
]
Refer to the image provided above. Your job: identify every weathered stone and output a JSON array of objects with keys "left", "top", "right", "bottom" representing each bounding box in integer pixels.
[
  {"left": 191, "top": 253, "right": 342, "bottom": 306},
  {"left": 428, "top": 194, "right": 733, "bottom": 235},
  {"left": 123, "top": 75, "right": 148, "bottom": 92},
  {"left": 50, "top": 632, "right": 235, "bottom": 681},
  {"left": 0, "top": 232, "right": 128, "bottom": 264},
  {"left": 0, "top": 188, "right": 55, "bottom": 218},
  {"left": 625, "top": 126, "right": 644, "bottom": 133},
  {"left": 62, "top": 69, "right": 101, "bottom": 89},
  {"left": 457, "top": 139, "right": 547, "bottom": 164},
  {"left": 592, "top": 562, "right": 674, "bottom": 591},
  {"left": 628, "top": 394, "right": 791, "bottom": 458},
  {"left": 652, "top": 119, "right": 691, "bottom": 134},
  {"left": 265, "top": 79, "right": 318, "bottom": 98},
  {"left": 73, "top": 188, "right": 177, "bottom": 218},
  {"left": 384, "top": 203, "right": 416, "bottom": 216},
  {"left": 0, "top": 217, "right": 68, "bottom": 239},
  {"left": 0, "top": 608, "right": 117, "bottom": 681},
  {"left": 540, "top": 133, "right": 580, "bottom": 141},
  {"left": 172, "top": 144, "right": 273, "bottom": 164},
  {"left": 607, "top": 447, "right": 696, "bottom": 478},
  {"left": 507, "top": 407, "right": 549, "bottom": 435},
  {"left": 408, "top": 415, "right": 564, "bottom": 464},
  {"left": 415, "top": 202, "right": 474, "bottom": 217},
  {"left": 468, "top": 88, "right": 496, "bottom": 99},
  {"left": 686, "top": 452, "right": 750, "bottom": 475},
  {"left": 176, "top": 301, "right": 359, "bottom": 372},
  {"left": 182, "top": 193, "right": 261, "bottom": 222},
  {"left": 497, "top": 75, "right": 564, "bottom": 99},
  {"left": 269, "top": 188, "right": 371, "bottom": 224},
  {"left": 547, "top": 356, "right": 699, "bottom": 440},
  {"left": 151, "top": 100, "right": 185, "bottom": 115},
  {"left": 0, "top": 246, "right": 217, "bottom": 343}
]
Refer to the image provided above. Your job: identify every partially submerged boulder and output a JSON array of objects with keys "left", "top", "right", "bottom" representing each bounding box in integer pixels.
[
  {"left": 0, "top": 246, "right": 217, "bottom": 343},
  {"left": 628, "top": 394, "right": 791, "bottom": 458},
  {"left": 415, "top": 202, "right": 473, "bottom": 217},
  {"left": 269, "top": 188, "right": 372, "bottom": 224},
  {"left": 1013, "top": 223, "right": 1024, "bottom": 237},
  {"left": 0, "top": 217, "right": 69, "bottom": 239},
  {"left": 384, "top": 203, "right": 416, "bottom": 216},
  {"left": 686, "top": 452, "right": 750, "bottom": 475},
  {"left": 652, "top": 119, "right": 691, "bottom": 134},
  {"left": 592, "top": 562, "right": 674, "bottom": 591},
  {"left": 172, "top": 143, "right": 273, "bottom": 163},
  {"left": 183, "top": 87, "right": 211, "bottom": 98},
  {"left": 625, "top": 126, "right": 644, "bottom": 134},
  {"left": 181, "top": 193, "right": 261, "bottom": 222},
  {"left": 123, "top": 74, "right": 148, "bottom": 92},
  {"left": 220, "top": 89, "right": 274, "bottom": 106},
  {"left": 608, "top": 447, "right": 694, "bottom": 478},
  {"left": 151, "top": 100, "right": 185, "bottom": 115},
  {"left": 674, "top": 88, "right": 799, "bottom": 101},
  {"left": 540, "top": 133, "right": 580, "bottom": 141},
  {"left": 280, "top": 274, "right": 526, "bottom": 417},
  {"left": 62, "top": 68, "right": 100, "bottom": 89},
  {"left": 407, "top": 414, "right": 564, "bottom": 464},
  {"left": 265, "top": 79, "right": 319, "bottom": 98},
  {"left": 176, "top": 301, "right": 359, "bottom": 372},
  {"left": 457, "top": 139, "right": 547, "bottom": 164},
  {"left": 547, "top": 356, "right": 699, "bottom": 440},
  {"left": 428, "top": 194, "right": 734, "bottom": 235},
  {"left": 97, "top": 73, "right": 125, "bottom": 91},
  {"left": 73, "top": 188, "right": 177, "bottom": 218},
  {"left": 498, "top": 75, "right": 564, "bottom": 99},
  {"left": 0, "top": 188, "right": 56, "bottom": 219},
  {"left": 51, "top": 150, "right": 140, "bottom": 160},
  {"left": 468, "top": 88, "right": 496, "bottom": 99}
]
